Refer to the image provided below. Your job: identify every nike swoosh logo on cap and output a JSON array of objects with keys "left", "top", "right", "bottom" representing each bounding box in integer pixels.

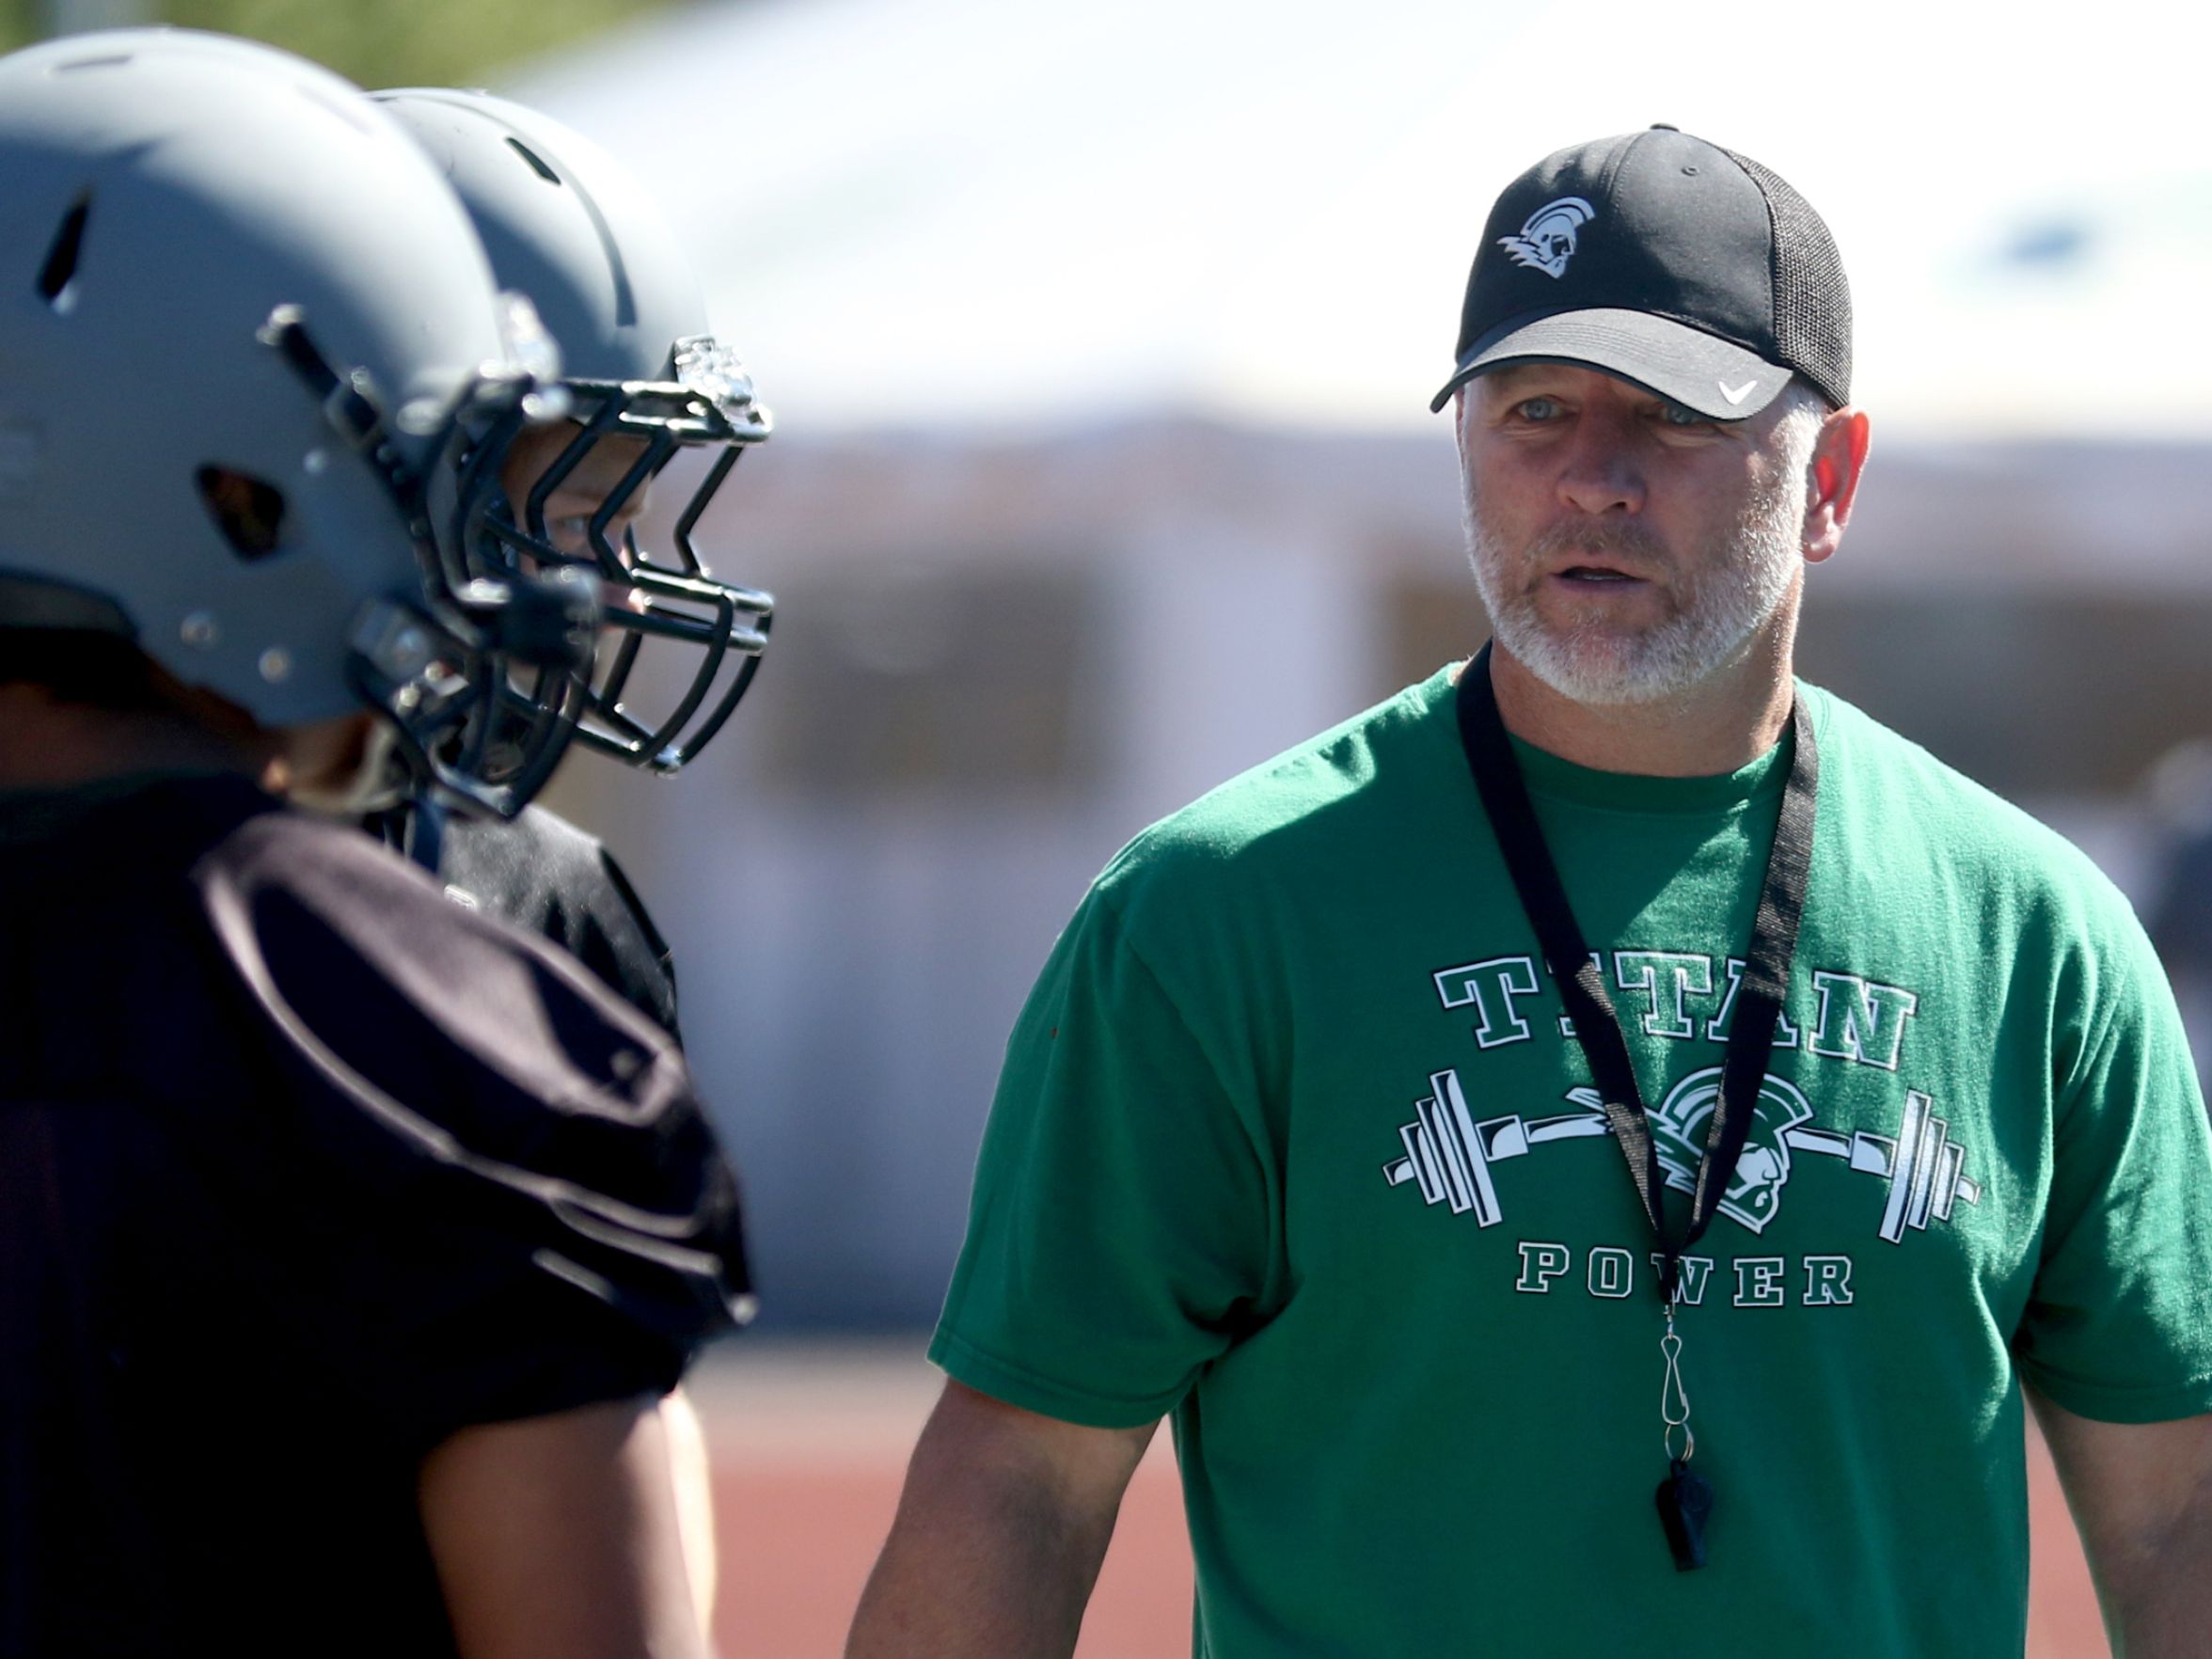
[{"left": 1718, "top": 378, "right": 1758, "bottom": 406}]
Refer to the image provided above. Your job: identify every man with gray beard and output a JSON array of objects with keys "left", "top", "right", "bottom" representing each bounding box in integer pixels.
[
  {"left": 850, "top": 128, "right": 2212, "bottom": 1658},
  {"left": 1461, "top": 383, "right": 1817, "bottom": 712}
]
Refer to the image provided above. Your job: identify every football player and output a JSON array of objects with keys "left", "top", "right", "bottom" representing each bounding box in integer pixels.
[
  {"left": 0, "top": 32, "right": 747, "bottom": 1659},
  {"left": 368, "top": 86, "right": 782, "bottom": 1632},
  {"left": 290, "top": 87, "right": 775, "bottom": 1043}
]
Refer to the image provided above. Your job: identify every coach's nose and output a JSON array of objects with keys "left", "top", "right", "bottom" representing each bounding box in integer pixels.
[{"left": 1555, "top": 403, "right": 1646, "bottom": 518}]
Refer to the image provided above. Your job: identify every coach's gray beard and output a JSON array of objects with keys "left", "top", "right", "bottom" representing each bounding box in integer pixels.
[{"left": 1462, "top": 473, "right": 1803, "bottom": 708}]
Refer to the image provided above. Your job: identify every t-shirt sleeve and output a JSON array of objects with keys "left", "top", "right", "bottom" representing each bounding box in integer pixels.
[
  {"left": 2014, "top": 909, "right": 2212, "bottom": 1422},
  {"left": 931, "top": 880, "right": 1283, "bottom": 1429},
  {"left": 194, "top": 813, "right": 752, "bottom": 1455}
]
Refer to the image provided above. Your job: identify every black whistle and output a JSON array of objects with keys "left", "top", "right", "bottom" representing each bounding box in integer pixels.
[{"left": 1655, "top": 1459, "right": 1714, "bottom": 1572}]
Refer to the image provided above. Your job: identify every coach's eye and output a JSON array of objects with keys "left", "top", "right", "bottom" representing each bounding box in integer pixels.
[
  {"left": 1658, "top": 403, "right": 1708, "bottom": 428},
  {"left": 1514, "top": 396, "right": 1564, "bottom": 422}
]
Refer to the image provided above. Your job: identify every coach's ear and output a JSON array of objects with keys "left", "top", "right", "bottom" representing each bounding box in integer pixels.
[{"left": 1803, "top": 406, "right": 1871, "bottom": 566}]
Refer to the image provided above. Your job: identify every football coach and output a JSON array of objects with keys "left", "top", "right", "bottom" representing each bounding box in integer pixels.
[{"left": 847, "top": 126, "right": 2212, "bottom": 1657}]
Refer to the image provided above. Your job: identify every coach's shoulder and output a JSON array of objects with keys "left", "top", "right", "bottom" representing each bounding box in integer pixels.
[
  {"left": 1804, "top": 683, "right": 2137, "bottom": 924},
  {"left": 1101, "top": 668, "right": 1460, "bottom": 899}
]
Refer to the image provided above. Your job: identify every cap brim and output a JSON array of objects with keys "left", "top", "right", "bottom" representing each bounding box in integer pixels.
[{"left": 1428, "top": 308, "right": 1792, "bottom": 419}]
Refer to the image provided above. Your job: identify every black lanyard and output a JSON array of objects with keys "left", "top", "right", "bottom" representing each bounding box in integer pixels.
[
  {"left": 1454, "top": 645, "right": 1819, "bottom": 1569},
  {"left": 1455, "top": 645, "right": 1817, "bottom": 1293}
]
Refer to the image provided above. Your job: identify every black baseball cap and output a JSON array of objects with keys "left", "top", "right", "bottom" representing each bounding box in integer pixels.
[{"left": 1430, "top": 125, "right": 1851, "bottom": 420}]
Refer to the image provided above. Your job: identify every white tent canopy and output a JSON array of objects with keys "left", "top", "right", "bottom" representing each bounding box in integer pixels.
[{"left": 510, "top": 0, "right": 2212, "bottom": 440}]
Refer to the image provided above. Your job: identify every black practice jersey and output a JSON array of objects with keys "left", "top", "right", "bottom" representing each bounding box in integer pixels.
[
  {"left": 0, "top": 773, "right": 750, "bottom": 1658},
  {"left": 433, "top": 805, "right": 681, "bottom": 1040}
]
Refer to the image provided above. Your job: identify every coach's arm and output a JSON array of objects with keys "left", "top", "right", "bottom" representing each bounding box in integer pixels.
[
  {"left": 845, "top": 1380, "right": 1158, "bottom": 1657},
  {"left": 2030, "top": 1389, "right": 2212, "bottom": 1656}
]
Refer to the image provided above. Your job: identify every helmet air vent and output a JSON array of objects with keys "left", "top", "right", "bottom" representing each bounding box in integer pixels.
[
  {"left": 505, "top": 136, "right": 561, "bottom": 185},
  {"left": 36, "top": 194, "right": 90, "bottom": 314},
  {"left": 195, "top": 466, "right": 289, "bottom": 561}
]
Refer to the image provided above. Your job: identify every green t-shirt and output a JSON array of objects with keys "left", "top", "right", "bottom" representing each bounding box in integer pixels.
[{"left": 933, "top": 667, "right": 2212, "bottom": 1658}]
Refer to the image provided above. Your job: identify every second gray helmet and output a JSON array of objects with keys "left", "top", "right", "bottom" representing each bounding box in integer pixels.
[{"left": 375, "top": 87, "right": 774, "bottom": 776}]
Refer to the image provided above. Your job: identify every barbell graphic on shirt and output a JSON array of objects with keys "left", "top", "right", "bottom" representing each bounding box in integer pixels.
[{"left": 1382, "top": 1068, "right": 1981, "bottom": 1243}]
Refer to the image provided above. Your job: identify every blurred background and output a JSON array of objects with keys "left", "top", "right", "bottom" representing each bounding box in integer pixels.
[
  {"left": 528, "top": 0, "right": 2212, "bottom": 1335},
  {"left": 17, "top": 0, "right": 2209, "bottom": 1331},
  {"left": 12, "top": 2, "right": 2206, "bottom": 1651}
]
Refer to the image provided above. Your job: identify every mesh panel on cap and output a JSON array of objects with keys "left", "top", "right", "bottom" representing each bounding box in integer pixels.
[{"left": 1723, "top": 148, "right": 1852, "bottom": 407}]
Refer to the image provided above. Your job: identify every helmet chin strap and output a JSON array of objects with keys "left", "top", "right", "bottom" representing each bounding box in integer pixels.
[
  {"left": 400, "top": 793, "right": 447, "bottom": 874},
  {"left": 271, "top": 719, "right": 459, "bottom": 875},
  {"left": 280, "top": 717, "right": 409, "bottom": 820}
]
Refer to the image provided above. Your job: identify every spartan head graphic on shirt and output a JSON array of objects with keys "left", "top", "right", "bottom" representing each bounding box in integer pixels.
[{"left": 1645, "top": 1067, "right": 1815, "bottom": 1235}]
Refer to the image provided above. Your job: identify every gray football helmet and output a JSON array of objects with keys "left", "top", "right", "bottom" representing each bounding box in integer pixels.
[
  {"left": 374, "top": 88, "right": 774, "bottom": 775},
  {"left": 0, "top": 31, "right": 598, "bottom": 815}
]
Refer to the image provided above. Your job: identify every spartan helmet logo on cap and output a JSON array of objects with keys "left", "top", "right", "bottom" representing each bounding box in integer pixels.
[
  {"left": 1649, "top": 1067, "right": 1814, "bottom": 1235},
  {"left": 1498, "top": 196, "right": 1596, "bottom": 279}
]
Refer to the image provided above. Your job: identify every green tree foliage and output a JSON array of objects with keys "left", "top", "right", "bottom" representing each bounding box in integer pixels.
[{"left": 0, "top": 0, "right": 679, "bottom": 87}]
